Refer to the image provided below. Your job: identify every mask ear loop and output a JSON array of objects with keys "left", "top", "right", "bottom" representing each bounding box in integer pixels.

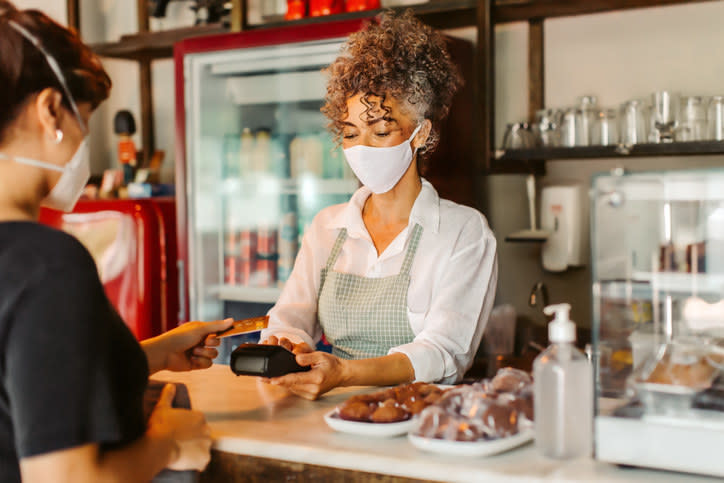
[
  {"left": 7, "top": 20, "right": 87, "bottom": 134},
  {"left": 409, "top": 123, "right": 424, "bottom": 156}
]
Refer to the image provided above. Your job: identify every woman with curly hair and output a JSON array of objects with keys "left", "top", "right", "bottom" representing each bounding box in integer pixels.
[{"left": 261, "top": 10, "right": 498, "bottom": 400}]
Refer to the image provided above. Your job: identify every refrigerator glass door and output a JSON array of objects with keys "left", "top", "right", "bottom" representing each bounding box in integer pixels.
[{"left": 184, "top": 38, "right": 357, "bottom": 322}]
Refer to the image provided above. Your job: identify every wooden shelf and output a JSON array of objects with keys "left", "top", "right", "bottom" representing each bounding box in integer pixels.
[
  {"left": 492, "top": 0, "right": 720, "bottom": 24},
  {"left": 248, "top": 0, "right": 477, "bottom": 31},
  {"left": 493, "top": 141, "right": 724, "bottom": 164},
  {"left": 91, "top": 23, "right": 227, "bottom": 61}
]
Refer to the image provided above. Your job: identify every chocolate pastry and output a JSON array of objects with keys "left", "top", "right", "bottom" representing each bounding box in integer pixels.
[
  {"left": 338, "top": 401, "right": 376, "bottom": 422},
  {"left": 370, "top": 405, "right": 409, "bottom": 423}
]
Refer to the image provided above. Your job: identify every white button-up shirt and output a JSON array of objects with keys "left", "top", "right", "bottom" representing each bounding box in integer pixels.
[{"left": 261, "top": 179, "right": 498, "bottom": 384}]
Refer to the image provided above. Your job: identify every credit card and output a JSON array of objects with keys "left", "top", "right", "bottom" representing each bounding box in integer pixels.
[{"left": 215, "top": 315, "right": 269, "bottom": 339}]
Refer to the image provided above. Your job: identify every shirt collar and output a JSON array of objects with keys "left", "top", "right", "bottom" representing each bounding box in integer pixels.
[{"left": 327, "top": 178, "right": 441, "bottom": 237}]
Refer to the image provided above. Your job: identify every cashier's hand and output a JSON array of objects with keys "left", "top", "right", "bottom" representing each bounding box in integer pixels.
[
  {"left": 268, "top": 351, "right": 347, "bottom": 400},
  {"left": 142, "top": 318, "right": 233, "bottom": 373},
  {"left": 262, "top": 335, "right": 314, "bottom": 355}
]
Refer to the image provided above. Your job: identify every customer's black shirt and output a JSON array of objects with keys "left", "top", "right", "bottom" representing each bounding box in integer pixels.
[{"left": 0, "top": 222, "right": 149, "bottom": 482}]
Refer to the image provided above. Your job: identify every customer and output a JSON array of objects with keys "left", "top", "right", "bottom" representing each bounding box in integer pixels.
[
  {"left": 0, "top": 2, "right": 232, "bottom": 481},
  {"left": 261, "top": 10, "right": 498, "bottom": 400}
]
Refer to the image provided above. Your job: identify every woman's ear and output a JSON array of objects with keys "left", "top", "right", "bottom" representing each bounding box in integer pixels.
[
  {"left": 412, "top": 119, "right": 432, "bottom": 151},
  {"left": 34, "top": 88, "right": 64, "bottom": 142}
]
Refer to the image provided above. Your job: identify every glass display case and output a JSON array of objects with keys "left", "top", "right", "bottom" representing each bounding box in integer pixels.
[
  {"left": 591, "top": 168, "right": 724, "bottom": 477},
  {"left": 175, "top": 21, "right": 366, "bottom": 334}
]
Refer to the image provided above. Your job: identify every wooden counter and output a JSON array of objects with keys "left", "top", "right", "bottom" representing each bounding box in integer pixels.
[{"left": 152, "top": 365, "right": 715, "bottom": 482}]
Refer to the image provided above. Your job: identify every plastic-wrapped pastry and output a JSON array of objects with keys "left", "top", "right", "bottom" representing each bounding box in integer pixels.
[
  {"left": 490, "top": 367, "right": 533, "bottom": 394},
  {"left": 643, "top": 342, "right": 719, "bottom": 389}
]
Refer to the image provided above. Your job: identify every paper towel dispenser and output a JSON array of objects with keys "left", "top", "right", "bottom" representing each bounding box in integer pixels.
[{"left": 540, "top": 184, "right": 587, "bottom": 272}]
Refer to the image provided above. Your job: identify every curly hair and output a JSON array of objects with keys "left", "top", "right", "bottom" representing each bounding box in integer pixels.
[{"left": 321, "top": 9, "right": 462, "bottom": 157}]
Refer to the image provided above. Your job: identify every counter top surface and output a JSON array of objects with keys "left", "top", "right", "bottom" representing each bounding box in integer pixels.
[{"left": 153, "top": 365, "right": 716, "bottom": 483}]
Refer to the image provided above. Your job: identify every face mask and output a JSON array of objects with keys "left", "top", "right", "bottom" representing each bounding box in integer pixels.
[
  {"left": 0, "top": 20, "right": 90, "bottom": 212},
  {"left": 343, "top": 124, "right": 422, "bottom": 194}
]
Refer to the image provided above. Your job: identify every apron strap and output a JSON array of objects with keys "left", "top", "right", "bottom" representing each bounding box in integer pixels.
[
  {"left": 400, "top": 224, "right": 424, "bottom": 276},
  {"left": 325, "top": 228, "right": 348, "bottom": 271}
]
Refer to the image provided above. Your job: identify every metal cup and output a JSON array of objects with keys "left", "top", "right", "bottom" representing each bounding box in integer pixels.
[
  {"left": 532, "top": 109, "right": 560, "bottom": 147},
  {"left": 649, "top": 91, "right": 680, "bottom": 143}
]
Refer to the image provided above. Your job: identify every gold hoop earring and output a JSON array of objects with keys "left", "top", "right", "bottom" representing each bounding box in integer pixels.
[{"left": 54, "top": 129, "right": 63, "bottom": 144}]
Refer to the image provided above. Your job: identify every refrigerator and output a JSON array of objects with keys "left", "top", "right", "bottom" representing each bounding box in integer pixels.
[
  {"left": 174, "top": 19, "right": 474, "bottom": 359},
  {"left": 39, "top": 198, "right": 179, "bottom": 341},
  {"left": 174, "top": 19, "right": 368, "bottom": 332}
]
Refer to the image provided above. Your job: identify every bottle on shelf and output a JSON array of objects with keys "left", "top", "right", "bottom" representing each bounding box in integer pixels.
[
  {"left": 239, "top": 127, "right": 254, "bottom": 176},
  {"left": 533, "top": 303, "right": 593, "bottom": 459}
]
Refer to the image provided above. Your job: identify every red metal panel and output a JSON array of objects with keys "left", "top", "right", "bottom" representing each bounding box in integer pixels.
[
  {"left": 38, "top": 199, "right": 174, "bottom": 340},
  {"left": 174, "top": 18, "right": 370, "bottom": 321}
]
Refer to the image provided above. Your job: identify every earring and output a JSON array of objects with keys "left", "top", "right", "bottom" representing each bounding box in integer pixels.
[{"left": 54, "top": 129, "right": 63, "bottom": 144}]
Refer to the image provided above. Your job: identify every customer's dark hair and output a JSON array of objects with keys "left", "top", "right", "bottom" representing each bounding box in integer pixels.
[{"left": 0, "top": 1, "right": 111, "bottom": 142}]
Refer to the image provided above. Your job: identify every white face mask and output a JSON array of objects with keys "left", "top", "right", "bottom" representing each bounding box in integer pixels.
[
  {"left": 0, "top": 20, "right": 90, "bottom": 213},
  {"left": 343, "top": 124, "right": 422, "bottom": 194}
]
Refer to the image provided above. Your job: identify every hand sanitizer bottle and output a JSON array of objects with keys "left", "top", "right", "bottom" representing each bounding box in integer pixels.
[{"left": 533, "top": 303, "right": 593, "bottom": 459}]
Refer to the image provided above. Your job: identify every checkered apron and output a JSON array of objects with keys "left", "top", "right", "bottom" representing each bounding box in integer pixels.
[{"left": 317, "top": 224, "right": 423, "bottom": 360}]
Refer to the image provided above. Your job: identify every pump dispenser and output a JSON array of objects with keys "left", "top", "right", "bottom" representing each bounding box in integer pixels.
[{"left": 533, "top": 303, "right": 593, "bottom": 459}]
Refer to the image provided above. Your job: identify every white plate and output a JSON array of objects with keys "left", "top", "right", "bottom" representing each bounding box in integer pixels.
[
  {"left": 324, "top": 409, "right": 417, "bottom": 438},
  {"left": 407, "top": 428, "right": 534, "bottom": 457}
]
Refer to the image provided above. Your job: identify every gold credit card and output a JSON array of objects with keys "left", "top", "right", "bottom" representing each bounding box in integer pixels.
[{"left": 215, "top": 315, "right": 269, "bottom": 339}]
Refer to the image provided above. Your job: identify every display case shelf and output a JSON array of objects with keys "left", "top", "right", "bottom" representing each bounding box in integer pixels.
[
  {"left": 598, "top": 275, "right": 724, "bottom": 300},
  {"left": 493, "top": 141, "right": 724, "bottom": 163},
  {"left": 221, "top": 177, "right": 359, "bottom": 196},
  {"left": 632, "top": 271, "right": 724, "bottom": 296},
  {"left": 211, "top": 284, "right": 282, "bottom": 304}
]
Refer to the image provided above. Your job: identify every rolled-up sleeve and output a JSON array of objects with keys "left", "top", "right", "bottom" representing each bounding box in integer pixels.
[{"left": 389, "top": 212, "right": 498, "bottom": 383}]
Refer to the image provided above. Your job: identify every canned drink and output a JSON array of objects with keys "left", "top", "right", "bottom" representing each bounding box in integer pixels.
[
  {"left": 278, "top": 212, "right": 298, "bottom": 283},
  {"left": 237, "top": 257, "right": 254, "bottom": 286},
  {"left": 224, "top": 256, "right": 238, "bottom": 285},
  {"left": 239, "top": 229, "right": 257, "bottom": 260},
  {"left": 257, "top": 227, "right": 278, "bottom": 256},
  {"left": 256, "top": 254, "right": 278, "bottom": 287}
]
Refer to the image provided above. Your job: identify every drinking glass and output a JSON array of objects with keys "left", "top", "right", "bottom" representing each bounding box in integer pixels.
[
  {"left": 676, "top": 96, "right": 707, "bottom": 142},
  {"left": 591, "top": 109, "right": 618, "bottom": 146},
  {"left": 501, "top": 122, "right": 536, "bottom": 149},
  {"left": 620, "top": 100, "right": 648, "bottom": 145},
  {"left": 708, "top": 96, "right": 724, "bottom": 141},
  {"left": 575, "top": 95, "right": 598, "bottom": 146},
  {"left": 560, "top": 108, "right": 578, "bottom": 147}
]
